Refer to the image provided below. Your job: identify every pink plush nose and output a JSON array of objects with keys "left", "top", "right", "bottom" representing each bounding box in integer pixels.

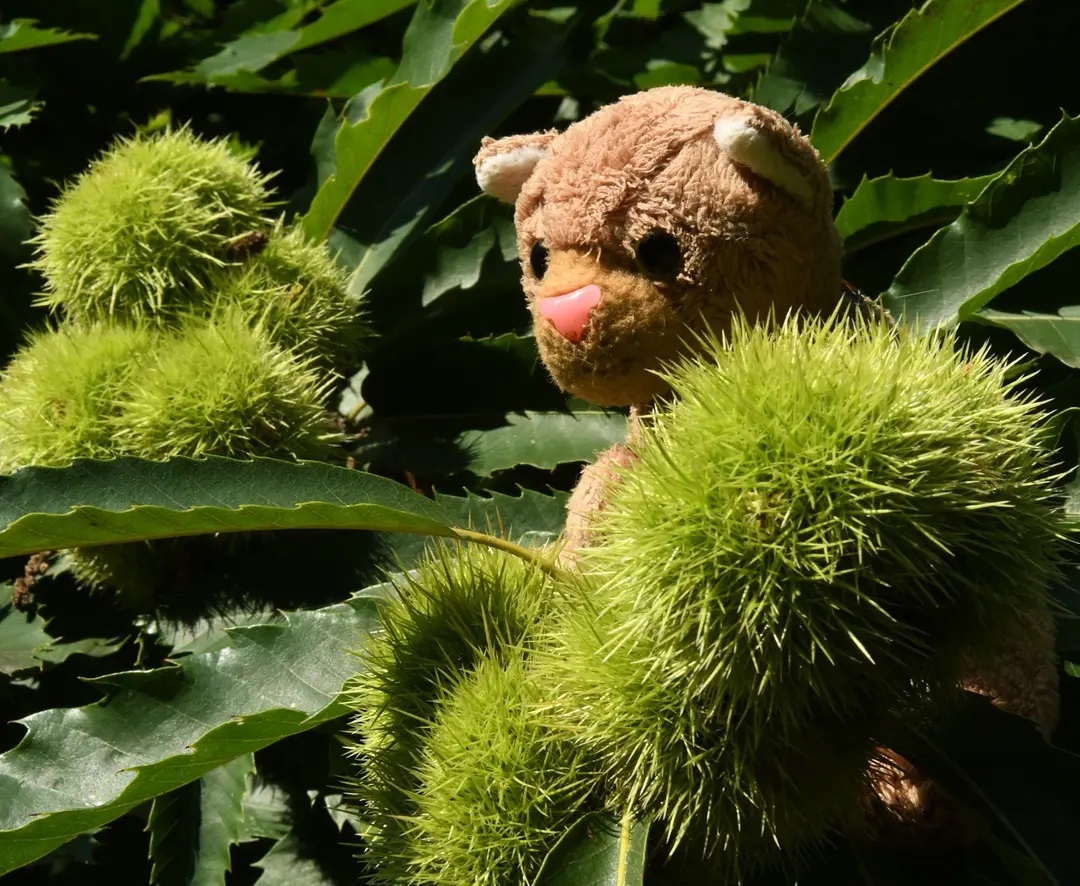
[{"left": 538, "top": 285, "right": 601, "bottom": 343}]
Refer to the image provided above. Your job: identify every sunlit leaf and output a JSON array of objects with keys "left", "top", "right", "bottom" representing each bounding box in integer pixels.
[
  {"left": 810, "top": 0, "right": 1029, "bottom": 164},
  {"left": 836, "top": 172, "right": 994, "bottom": 255},
  {"left": 883, "top": 113, "right": 1080, "bottom": 329},
  {"left": 0, "top": 19, "right": 97, "bottom": 54},
  {"left": 0, "top": 590, "right": 387, "bottom": 874}
]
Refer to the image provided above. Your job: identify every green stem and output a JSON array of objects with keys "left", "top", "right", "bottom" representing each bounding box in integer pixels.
[
  {"left": 451, "top": 527, "right": 568, "bottom": 581},
  {"left": 617, "top": 808, "right": 634, "bottom": 886}
]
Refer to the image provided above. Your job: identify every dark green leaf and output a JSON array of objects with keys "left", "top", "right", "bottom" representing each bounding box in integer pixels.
[
  {"left": 388, "top": 488, "right": 569, "bottom": 567},
  {"left": 0, "top": 156, "right": 31, "bottom": 258},
  {"left": 750, "top": 1, "right": 874, "bottom": 121},
  {"left": 0, "top": 601, "right": 50, "bottom": 675},
  {"left": 360, "top": 195, "right": 522, "bottom": 341},
  {"left": 320, "top": 793, "right": 361, "bottom": 833},
  {"left": 147, "top": 754, "right": 254, "bottom": 886},
  {"left": 32, "top": 635, "right": 126, "bottom": 665},
  {"left": 539, "top": 813, "right": 648, "bottom": 886},
  {"left": 121, "top": 0, "right": 161, "bottom": 58},
  {"left": 150, "top": 53, "right": 396, "bottom": 98},
  {"left": 889, "top": 692, "right": 1080, "bottom": 885},
  {"left": 300, "top": 0, "right": 516, "bottom": 245},
  {"left": 979, "top": 308, "right": 1080, "bottom": 369},
  {"left": 836, "top": 172, "right": 994, "bottom": 255},
  {"left": 166, "top": 612, "right": 282, "bottom": 657},
  {"left": 239, "top": 782, "right": 290, "bottom": 843},
  {"left": 0, "top": 591, "right": 387, "bottom": 874},
  {"left": 329, "top": 7, "right": 579, "bottom": 298},
  {"left": 0, "top": 19, "right": 97, "bottom": 54},
  {"left": 883, "top": 113, "right": 1080, "bottom": 330},
  {"left": 0, "top": 456, "right": 456, "bottom": 560},
  {"left": 810, "top": 0, "right": 1028, "bottom": 164},
  {"left": 252, "top": 829, "right": 333, "bottom": 885},
  {"left": 988, "top": 117, "right": 1045, "bottom": 144},
  {"left": 0, "top": 82, "right": 40, "bottom": 131},
  {"left": 461, "top": 411, "right": 627, "bottom": 477}
]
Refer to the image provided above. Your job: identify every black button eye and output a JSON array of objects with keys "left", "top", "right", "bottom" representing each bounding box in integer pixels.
[
  {"left": 529, "top": 241, "right": 549, "bottom": 279},
  {"left": 635, "top": 230, "right": 682, "bottom": 278}
]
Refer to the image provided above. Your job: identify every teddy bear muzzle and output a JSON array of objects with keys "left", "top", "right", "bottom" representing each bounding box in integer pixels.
[{"left": 537, "top": 284, "right": 602, "bottom": 343}]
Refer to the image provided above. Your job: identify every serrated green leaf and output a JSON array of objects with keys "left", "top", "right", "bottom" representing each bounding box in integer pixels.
[
  {"left": 810, "top": 0, "right": 1028, "bottom": 164},
  {"left": 150, "top": 0, "right": 411, "bottom": 90},
  {"left": 252, "top": 829, "right": 333, "bottom": 885},
  {"left": 836, "top": 172, "right": 994, "bottom": 255},
  {"left": 32, "top": 635, "right": 126, "bottom": 665},
  {"left": 0, "top": 590, "right": 388, "bottom": 874},
  {"left": 122, "top": 0, "right": 161, "bottom": 58},
  {"left": 325, "top": 6, "right": 577, "bottom": 298},
  {"left": 539, "top": 813, "right": 648, "bottom": 886},
  {"left": 685, "top": 0, "right": 801, "bottom": 48},
  {"left": 359, "top": 194, "right": 520, "bottom": 340},
  {"left": 388, "top": 488, "right": 569, "bottom": 566},
  {"left": 166, "top": 612, "right": 281, "bottom": 657},
  {"left": 750, "top": 1, "right": 874, "bottom": 121},
  {"left": 461, "top": 411, "right": 627, "bottom": 477},
  {"left": 988, "top": 117, "right": 1045, "bottom": 144},
  {"left": 0, "top": 19, "right": 97, "bottom": 54},
  {"left": 0, "top": 82, "right": 41, "bottom": 132},
  {"left": 239, "top": 782, "right": 290, "bottom": 843},
  {"left": 882, "top": 113, "right": 1080, "bottom": 329},
  {"left": 0, "top": 456, "right": 457, "bottom": 560},
  {"left": 0, "top": 601, "right": 50, "bottom": 675},
  {"left": 320, "top": 793, "right": 361, "bottom": 832},
  {"left": 979, "top": 308, "right": 1080, "bottom": 368},
  {"left": 150, "top": 53, "right": 395, "bottom": 98},
  {"left": 147, "top": 754, "right": 255, "bottom": 886},
  {"left": 300, "top": 0, "right": 516, "bottom": 245}
]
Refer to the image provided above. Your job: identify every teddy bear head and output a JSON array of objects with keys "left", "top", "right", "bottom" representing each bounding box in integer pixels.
[{"left": 474, "top": 86, "right": 842, "bottom": 407}]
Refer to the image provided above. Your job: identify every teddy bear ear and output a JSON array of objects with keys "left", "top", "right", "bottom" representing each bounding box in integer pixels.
[
  {"left": 473, "top": 131, "right": 556, "bottom": 203},
  {"left": 712, "top": 116, "right": 817, "bottom": 210}
]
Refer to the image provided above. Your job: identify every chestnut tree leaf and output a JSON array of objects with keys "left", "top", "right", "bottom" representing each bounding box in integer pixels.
[
  {"left": 0, "top": 456, "right": 457, "bottom": 560},
  {"left": 459, "top": 411, "right": 627, "bottom": 477},
  {"left": 979, "top": 308, "right": 1080, "bottom": 369},
  {"left": 0, "top": 601, "right": 50, "bottom": 675},
  {"left": 539, "top": 813, "right": 648, "bottom": 886},
  {"left": 387, "top": 488, "right": 569, "bottom": 567},
  {"left": 0, "top": 589, "right": 388, "bottom": 874},
  {"left": 835, "top": 172, "right": 995, "bottom": 255},
  {"left": 0, "top": 19, "right": 97, "bottom": 54},
  {"left": 882, "top": 113, "right": 1080, "bottom": 329},
  {"left": 147, "top": 755, "right": 255, "bottom": 886},
  {"left": 810, "top": 0, "right": 1029, "bottom": 164},
  {"left": 300, "top": 0, "right": 517, "bottom": 244}
]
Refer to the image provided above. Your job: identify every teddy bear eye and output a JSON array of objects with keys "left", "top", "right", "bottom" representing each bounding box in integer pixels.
[
  {"left": 635, "top": 230, "right": 682, "bottom": 278},
  {"left": 529, "top": 241, "right": 549, "bottom": 279}
]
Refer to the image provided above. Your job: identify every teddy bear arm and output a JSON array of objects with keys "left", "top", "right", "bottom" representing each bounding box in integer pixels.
[
  {"left": 560, "top": 442, "right": 638, "bottom": 565},
  {"left": 862, "top": 601, "right": 1059, "bottom": 842},
  {"left": 960, "top": 601, "right": 1060, "bottom": 736}
]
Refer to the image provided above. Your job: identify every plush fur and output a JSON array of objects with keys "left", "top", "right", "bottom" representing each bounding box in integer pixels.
[
  {"left": 475, "top": 85, "right": 1059, "bottom": 847},
  {"left": 475, "top": 86, "right": 841, "bottom": 406}
]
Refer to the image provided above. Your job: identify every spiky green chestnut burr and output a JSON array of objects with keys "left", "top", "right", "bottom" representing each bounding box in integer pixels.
[
  {"left": 30, "top": 127, "right": 274, "bottom": 320},
  {"left": 114, "top": 308, "right": 337, "bottom": 461},
  {"left": 544, "top": 313, "right": 1065, "bottom": 873},
  {"left": 0, "top": 322, "right": 155, "bottom": 473},
  {"left": 202, "top": 222, "right": 370, "bottom": 373},
  {"left": 401, "top": 650, "right": 598, "bottom": 886},
  {"left": 345, "top": 543, "right": 556, "bottom": 883}
]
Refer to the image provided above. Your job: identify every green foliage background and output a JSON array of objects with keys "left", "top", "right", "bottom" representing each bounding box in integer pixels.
[{"left": 2, "top": 0, "right": 1080, "bottom": 883}]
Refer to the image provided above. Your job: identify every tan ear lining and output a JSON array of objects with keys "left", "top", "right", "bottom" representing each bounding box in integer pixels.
[
  {"left": 473, "top": 131, "right": 556, "bottom": 203},
  {"left": 712, "top": 117, "right": 815, "bottom": 209}
]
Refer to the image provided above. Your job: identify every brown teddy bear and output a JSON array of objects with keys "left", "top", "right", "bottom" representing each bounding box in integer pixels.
[{"left": 474, "top": 85, "right": 1059, "bottom": 846}]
